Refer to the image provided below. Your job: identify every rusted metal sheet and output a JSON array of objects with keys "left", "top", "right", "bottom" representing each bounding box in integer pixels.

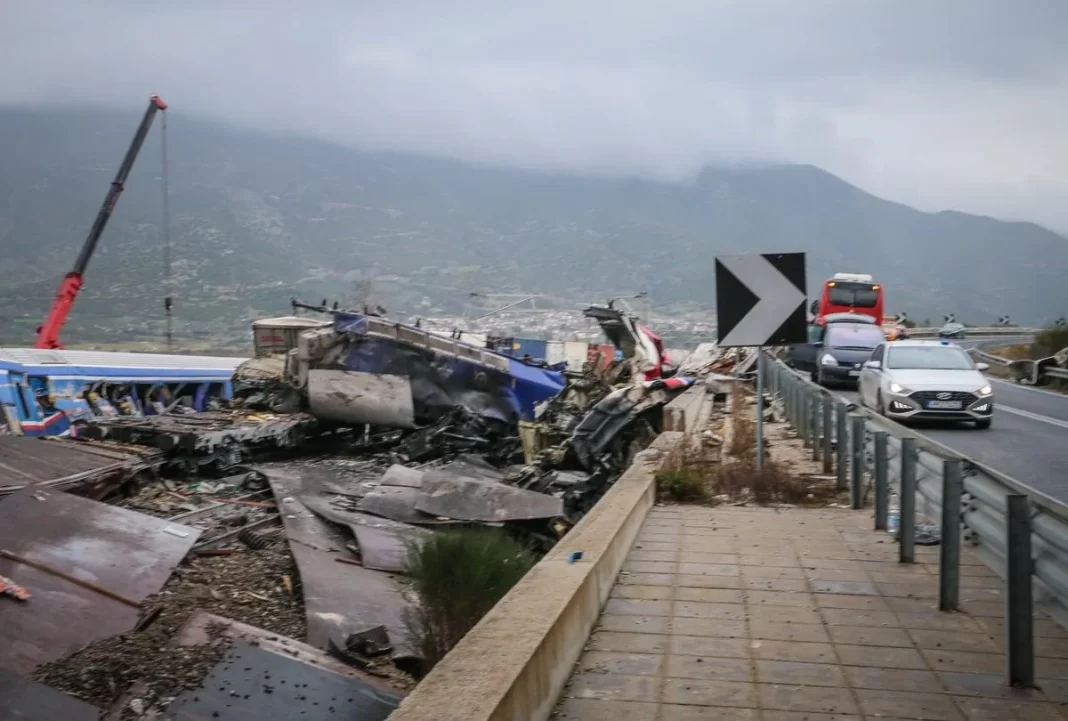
[
  {"left": 164, "top": 642, "right": 400, "bottom": 721},
  {"left": 263, "top": 467, "right": 416, "bottom": 664},
  {"left": 0, "top": 436, "right": 159, "bottom": 498},
  {"left": 0, "top": 667, "right": 101, "bottom": 721},
  {"left": 0, "top": 487, "right": 200, "bottom": 674}
]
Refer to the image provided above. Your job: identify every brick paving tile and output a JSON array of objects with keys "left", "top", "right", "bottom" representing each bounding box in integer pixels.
[
  {"left": 555, "top": 506, "right": 1068, "bottom": 721},
  {"left": 610, "top": 584, "right": 674, "bottom": 600}
]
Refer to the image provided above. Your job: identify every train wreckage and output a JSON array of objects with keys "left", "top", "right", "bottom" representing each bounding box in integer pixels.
[{"left": 0, "top": 303, "right": 751, "bottom": 719}]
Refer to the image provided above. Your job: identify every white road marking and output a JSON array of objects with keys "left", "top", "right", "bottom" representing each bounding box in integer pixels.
[
  {"left": 998, "top": 405, "right": 1068, "bottom": 430},
  {"left": 989, "top": 376, "right": 1068, "bottom": 400}
]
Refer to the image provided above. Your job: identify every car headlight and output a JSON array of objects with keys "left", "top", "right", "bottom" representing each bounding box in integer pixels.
[
  {"left": 889, "top": 382, "right": 906, "bottom": 394},
  {"left": 821, "top": 354, "right": 838, "bottom": 366},
  {"left": 977, "top": 385, "right": 992, "bottom": 396}
]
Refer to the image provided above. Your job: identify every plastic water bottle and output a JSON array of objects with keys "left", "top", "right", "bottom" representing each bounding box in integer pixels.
[{"left": 887, "top": 492, "right": 900, "bottom": 534}]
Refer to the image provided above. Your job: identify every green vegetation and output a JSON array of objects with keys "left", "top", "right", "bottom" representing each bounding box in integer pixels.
[
  {"left": 404, "top": 528, "right": 537, "bottom": 673},
  {"left": 656, "top": 468, "right": 709, "bottom": 503},
  {"left": 1035, "top": 321, "right": 1068, "bottom": 357}
]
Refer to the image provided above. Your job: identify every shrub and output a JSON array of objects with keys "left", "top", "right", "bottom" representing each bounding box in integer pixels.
[
  {"left": 656, "top": 468, "right": 709, "bottom": 503},
  {"left": 404, "top": 528, "right": 537, "bottom": 673},
  {"left": 1034, "top": 324, "right": 1068, "bottom": 358}
]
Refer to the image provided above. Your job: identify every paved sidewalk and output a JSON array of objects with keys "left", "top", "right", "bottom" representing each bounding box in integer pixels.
[{"left": 554, "top": 505, "right": 1068, "bottom": 720}]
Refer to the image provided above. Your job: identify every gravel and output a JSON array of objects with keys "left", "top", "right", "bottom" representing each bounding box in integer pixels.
[{"left": 31, "top": 546, "right": 305, "bottom": 714}]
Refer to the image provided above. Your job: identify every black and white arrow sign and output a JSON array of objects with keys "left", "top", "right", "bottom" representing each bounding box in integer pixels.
[{"left": 715, "top": 252, "right": 808, "bottom": 347}]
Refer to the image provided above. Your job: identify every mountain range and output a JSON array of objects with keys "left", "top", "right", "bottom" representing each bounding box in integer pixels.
[{"left": 0, "top": 106, "right": 1065, "bottom": 347}]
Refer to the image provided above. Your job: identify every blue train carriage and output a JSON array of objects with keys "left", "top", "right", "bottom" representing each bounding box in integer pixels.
[{"left": 0, "top": 348, "right": 246, "bottom": 436}]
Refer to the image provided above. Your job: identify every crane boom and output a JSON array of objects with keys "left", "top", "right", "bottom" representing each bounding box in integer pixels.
[{"left": 35, "top": 95, "right": 168, "bottom": 350}]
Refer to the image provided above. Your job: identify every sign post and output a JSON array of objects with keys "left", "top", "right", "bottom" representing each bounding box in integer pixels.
[{"left": 715, "top": 253, "right": 808, "bottom": 470}]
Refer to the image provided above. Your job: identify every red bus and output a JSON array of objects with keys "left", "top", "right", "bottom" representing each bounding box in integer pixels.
[{"left": 813, "top": 273, "right": 884, "bottom": 325}]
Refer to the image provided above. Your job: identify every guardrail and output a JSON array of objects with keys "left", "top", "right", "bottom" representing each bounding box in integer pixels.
[
  {"left": 762, "top": 352, "right": 1068, "bottom": 686},
  {"left": 906, "top": 326, "right": 1038, "bottom": 338},
  {"left": 970, "top": 340, "right": 1068, "bottom": 385}
]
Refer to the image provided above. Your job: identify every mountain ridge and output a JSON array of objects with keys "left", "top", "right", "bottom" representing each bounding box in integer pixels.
[{"left": 0, "top": 107, "right": 1064, "bottom": 345}]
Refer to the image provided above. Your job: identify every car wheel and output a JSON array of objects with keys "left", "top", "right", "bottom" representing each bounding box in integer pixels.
[
  {"left": 974, "top": 418, "right": 991, "bottom": 429},
  {"left": 876, "top": 392, "right": 886, "bottom": 417}
]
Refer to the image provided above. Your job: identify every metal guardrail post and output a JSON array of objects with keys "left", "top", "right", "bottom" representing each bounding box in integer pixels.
[
  {"left": 939, "top": 459, "right": 963, "bottom": 611},
  {"left": 807, "top": 393, "right": 815, "bottom": 459},
  {"left": 899, "top": 437, "right": 917, "bottom": 564},
  {"left": 1006, "top": 494, "right": 1034, "bottom": 687},
  {"left": 836, "top": 403, "right": 848, "bottom": 490},
  {"left": 850, "top": 414, "right": 865, "bottom": 510},
  {"left": 798, "top": 388, "right": 809, "bottom": 447},
  {"left": 821, "top": 395, "right": 832, "bottom": 474},
  {"left": 874, "top": 431, "right": 889, "bottom": 530}
]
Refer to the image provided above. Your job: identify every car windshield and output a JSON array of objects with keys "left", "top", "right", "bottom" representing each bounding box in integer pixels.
[
  {"left": 886, "top": 346, "right": 974, "bottom": 370},
  {"left": 825, "top": 323, "right": 885, "bottom": 349}
]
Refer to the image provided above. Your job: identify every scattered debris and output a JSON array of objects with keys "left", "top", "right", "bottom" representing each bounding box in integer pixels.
[
  {"left": 0, "top": 435, "right": 161, "bottom": 499},
  {"left": 31, "top": 547, "right": 306, "bottom": 711}
]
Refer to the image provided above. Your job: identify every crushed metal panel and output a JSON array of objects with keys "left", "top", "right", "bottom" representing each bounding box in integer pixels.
[
  {"left": 0, "top": 667, "right": 101, "bottom": 721},
  {"left": 0, "top": 488, "right": 199, "bottom": 674},
  {"left": 415, "top": 475, "right": 564, "bottom": 523},
  {"left": 358, "top": 485, "right": 448, "bottom": 526},
  {"left": 175, "top": 611, "right": 406, "bottom": 697},
  {"left": 264, "top": 467, "right": 416, "bottom": 662},
  {"left": 164, "top": 642, "right": 400, "bottom": 721},
  {"left": 0, "top": 436, "right": 156, "bottom": 497},
  {"left": 300, "top": 494, "right": 430, "bottom": 573},
  {"left": 307, "top": 369, "right": 416, "bottom": 428},
  {"left": 378, "top": 464, "right": 425, "bottom": 488}
]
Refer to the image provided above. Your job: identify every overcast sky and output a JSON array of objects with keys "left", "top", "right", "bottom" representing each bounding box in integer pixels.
[{"left": 3, "top": 1, "right": 1067, "bottom": 231}]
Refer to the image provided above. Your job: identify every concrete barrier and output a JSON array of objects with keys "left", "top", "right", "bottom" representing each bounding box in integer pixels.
[
  {"left": 388, "top": 431, "right": 685, "bottom": 721},
  {"left": 662, "top": 384, "right": 709, "bottom": 433}
]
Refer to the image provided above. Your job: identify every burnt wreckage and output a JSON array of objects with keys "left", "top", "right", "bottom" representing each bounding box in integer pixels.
[{"left": 2, "top": 302, "right": 709, "bottom": 719}]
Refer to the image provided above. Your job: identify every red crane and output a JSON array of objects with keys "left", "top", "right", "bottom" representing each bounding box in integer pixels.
[{"left": 34, "top": 95, "right": 168, "bottom": 350}]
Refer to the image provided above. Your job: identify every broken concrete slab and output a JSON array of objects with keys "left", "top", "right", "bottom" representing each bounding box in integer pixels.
[
  {"left": 163, "top": 642, "right": 401, "bottom": 721},
  {"left": 415, "top": 475, "right": 564, "bottom": 523},
  {"left": 263, "top": 466, "right": 417, "bottom": 666},
  {"left": 0, "top": 667, "right": 100, "bottom": 721},
  {"left": 299, "top": 493, "right": 431, "bottom": 573},
  {"left": 0, "top": 487, "right": 200, "bottom": 674}
]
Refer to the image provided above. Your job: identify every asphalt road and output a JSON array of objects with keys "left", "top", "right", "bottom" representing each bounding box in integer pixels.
[{"left": 836, "top": 336, "right": 1068, "bottom": 503}]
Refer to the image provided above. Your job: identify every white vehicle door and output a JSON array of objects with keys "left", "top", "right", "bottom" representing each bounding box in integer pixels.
[{"left": 860, "top": 343, "right": 885, "bottom": 407}]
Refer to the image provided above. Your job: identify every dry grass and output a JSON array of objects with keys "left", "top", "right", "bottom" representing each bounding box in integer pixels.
[
  {"left": 728, "top": 397, "right": 757, "bottom": 458},
  {"left": 990, "top": 344, "right": 1032, "bottom": 361},
  {"left": 713, "top": 460, "right": 838, "bottom": 505}
]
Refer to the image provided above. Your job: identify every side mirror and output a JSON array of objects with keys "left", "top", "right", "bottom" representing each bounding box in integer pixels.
[
  {"left": 976, "top": 362, "right": 990, "bottom": 372},
  {"left": 864, "top": 360, "right": 881, "bottom": 369}
]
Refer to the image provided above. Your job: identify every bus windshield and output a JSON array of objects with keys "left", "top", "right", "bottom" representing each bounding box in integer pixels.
[{"left": 827, "top": 282, "right": 879, "bottom": 308}]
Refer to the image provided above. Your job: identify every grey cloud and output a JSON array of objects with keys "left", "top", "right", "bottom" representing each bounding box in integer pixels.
[{"left": 2, "top": 1, "right": 1067, "bottom": 229}]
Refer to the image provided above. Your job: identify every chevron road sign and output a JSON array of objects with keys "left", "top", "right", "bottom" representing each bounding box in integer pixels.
[{"left": 715, "top": 252, "right": 808, "bottom": 348}]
